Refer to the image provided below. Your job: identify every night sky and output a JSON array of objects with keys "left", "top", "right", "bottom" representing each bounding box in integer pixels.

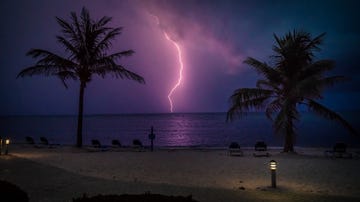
[{"left": 1, "top": 0, "right": 360, "bottom": 115}]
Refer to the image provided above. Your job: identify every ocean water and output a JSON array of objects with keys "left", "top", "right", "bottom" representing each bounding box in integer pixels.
[{"left": 1, "top": 112, "right": 359, "bottom": 148}]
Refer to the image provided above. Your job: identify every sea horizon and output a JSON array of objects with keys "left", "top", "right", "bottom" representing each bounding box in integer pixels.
[
  {"left": 1, "top": 111, "right": 359, "bottom": 148},
  {"left": 1, "top": 109, "right": 359, "bottom": 117}
]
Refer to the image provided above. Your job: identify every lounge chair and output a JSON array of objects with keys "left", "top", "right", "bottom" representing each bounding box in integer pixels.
[
  {"left": 90, "top": 139, "right": 109, "bottom": 151},
  {"left": 325, "top": 143, "right": 352, "bottom": 159},
  {"left": 228, "top": 142, "right": 243, "bottom": 156},
  {"left": 91, "top": 139, "right": 102, "bottom": 148},
  {"left": 133, "top": 139, "right": 143, "bottom": 147},
  {"left": 253, "top": 141, "right": 270, "bottom": 157},
  {"left": 40, "top": 137, "right": 49, "bottom": 145},
  {"left": 39, "top": 137, "right": 59, "bottom": 148},
  {"left": 110, "top": 139, "right": 123, "bottom": 151},
  {"left": 132, "top": 139, "right": 144, "bottom": 152},
  {"left": 112, "top": 139, "right": 122, "bottom": 147},
  {"left": 25, "top": 136, "right": 35, "bottom": 145}
]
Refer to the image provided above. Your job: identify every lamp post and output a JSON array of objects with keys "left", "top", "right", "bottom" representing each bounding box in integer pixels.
[
  {"left": 0, "top": 137, "right": 2, "bottom": 155},
  {"left": 270, "top": 160, "right": 277, "bottom": 188},
  {"left": 5, "top": 138, "right": 10, "bottom": 155},
  {"left": 148, "top": 126, "right": 155, "bottom": 152}
]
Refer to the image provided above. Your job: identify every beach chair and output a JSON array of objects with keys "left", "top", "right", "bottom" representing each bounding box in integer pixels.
[
  {"left": 325, "top": 143, "right": 352, "bottom": 159},
  {"left": 40, "top": 137, "right": 49, "bottom": 145},
  {"left": 25, "top": 136, "right": 35, "bottom": 145},
  {"left": 132, "top": 139, "right": 144, "bottom": 152},
  {"left": 253, "top": 141, "right": 270, "bottom": 157},
  {"left": 133, "top": 139, "right": 143, "bottom": 147},
  {"left": 89, "top": 139, "right": 109, "bottom": 152},
  {"left": 91, "top": 139, "right": 102, "bottom": 148},
  {"left": 228, "top": 142, "right": 243, "bottom": 156},
  {"left": 112, "top": 139, "right": 122, "bottom": 147},
  {"left": 110, "top": 139, "right": 123, "bottom": 151},
  {"left": 39, "top": 137, "right": 59, "bottom": 148}
]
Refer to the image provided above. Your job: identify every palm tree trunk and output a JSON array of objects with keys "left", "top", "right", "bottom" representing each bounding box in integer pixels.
[
  {"left": 283, "top": 112, "right": 295, "bottom": 153},
  {"left": 283, "top": 132, "right": 294, "bottom": 152},
  {"left": 76, "top": 82, "right": 86, "bottom": 148}
]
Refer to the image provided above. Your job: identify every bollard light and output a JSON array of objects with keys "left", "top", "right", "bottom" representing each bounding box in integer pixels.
[
  {"left": 269, "top": 160, "right": 277, "bottom": 188},
  {"left": 270, "top": 160, "right": 277, "bottom": 170},
  {"left": 5, "top": 138, "right": 10, "bottom": 155}
]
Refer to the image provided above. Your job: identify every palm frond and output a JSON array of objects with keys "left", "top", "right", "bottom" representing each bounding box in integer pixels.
[
  {"left": 70, "top": 11, "right": 84, "bottom": 46},
  {"left": 301, "top": 60, "right": 335, "bottom": 78},
  {"left": 90, "top": 59, "right": 144, "bottom": 84},
  {"left": 26, "top": 49, "right": 77, "bottom": 67},
  {"left": 305, "top": 32, "right": 326, "bottom": 52},
  {"left": 272, "top": 30, "right": 322, "bottom": 67},
  {"left": 17, "top": 65, "right": 60, "bottom": 78},
  {"left": 227, "top": 88, "right": 273, "bottom": 121},
  {"left": 94, "top": 28, "right": 123, "bottom": 53},
  {"left": 94, "top": 16, "right": 112, "bottom": 29},
  {"left": 56, "top": 17, "right": 77, "bottom": 39},
  {"left": 306, "top": 100, "right": 357, "bottom": 134},
  {"left": 256, "top": 79, "right": 280, "bottom": 91},
  {"left": 111, "top": 65, "right": 145, "bottom": 83},
  {"left": 272, "top": 33, "right": 288, "bottom": 57},
  {"left": 18, "top": 49, "right": 77, "bottom": 78},
  {"left": 80, "top": 7, "right": 90, "bottom": 24},
  {"left": 244, "top": 57, "right": 281, "bottom": 84},
  {"left": 108, "top": 50, "right": 135, "bottom": 60},
  {"left": 56, "top": 70, "right": 78, "bottom": 88},
  {"left": 318, "top": 76, "right": 348, "bottom": 88},
  {"left": 296, "top": 75, "right": 347, "bottom": 100},
  {"left": 56, "top": 36, "right": 78, "bottom": 56},
  {"left": 273, "top": 33, "right": 283, "bottom": 50},
  {"left": 227, "top": 98, "right": 268, "bottom": 121},
  {"left": 265, "top": 98, "right": 282, "bottom": 120},
  {"left": 293, "top": 76, "right": 323, "bottom": 100}
]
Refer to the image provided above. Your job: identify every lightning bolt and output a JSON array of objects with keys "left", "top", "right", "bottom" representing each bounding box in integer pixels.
[
  {"left": 151, "top": 14, "right": 184, "bottom": 113},
  {"left": 164, "top": 33, "right": 184, "bottom": 112}
]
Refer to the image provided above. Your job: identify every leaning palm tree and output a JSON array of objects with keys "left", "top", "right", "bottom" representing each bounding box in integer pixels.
[
  {"left": 17, "top": 7, "right": 145, "bottom": 147},
  {"left": 227, "top": 30, "right": 356, "bottom": 152}
]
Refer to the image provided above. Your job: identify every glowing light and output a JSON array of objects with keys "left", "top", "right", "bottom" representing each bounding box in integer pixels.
[
  {"left": 150, "top": 14, "right": 184, "bottom": 113},
  {"left": 164, "top": 33, "right": 184, "bottom": 112}
]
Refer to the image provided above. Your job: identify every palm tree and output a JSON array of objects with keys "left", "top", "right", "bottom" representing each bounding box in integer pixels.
[
  {"left": 227, "top": 30, "right": 356, "bottom": 152},
  {"left": 17, "top": 7, "right": 145, "bottom": 148}
]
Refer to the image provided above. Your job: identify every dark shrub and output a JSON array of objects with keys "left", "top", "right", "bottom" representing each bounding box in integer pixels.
[
  {"left": 73, "top": 193, "right": 198, "bottom": 202},
  {"left": 0, "top": 180, "right": 29, "bottom": 202}
]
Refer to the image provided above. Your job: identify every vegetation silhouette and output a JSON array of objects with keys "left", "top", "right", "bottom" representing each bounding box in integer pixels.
[
  {"left": 17, "top": 7, "right": 145, "bottom": 147},
  {"left": 72, "top": 193, "right": 198, "bottom": 202},
  {"left": 0, "top": 180, "right": 29, "bottom": 202},
  {"left": 227, "top": 30, "right": 356, "bottom": 152}
]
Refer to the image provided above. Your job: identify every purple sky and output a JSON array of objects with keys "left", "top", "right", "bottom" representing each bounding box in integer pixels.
[{"left": 1, "top": 0, "right": 360, "bottom": 115}]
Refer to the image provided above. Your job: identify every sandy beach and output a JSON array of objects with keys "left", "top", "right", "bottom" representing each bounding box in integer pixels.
[{"left": 1, "top": 145, "right": 360, "bottom": 202}]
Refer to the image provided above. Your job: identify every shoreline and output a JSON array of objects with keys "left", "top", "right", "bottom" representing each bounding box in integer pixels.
[{"left": 9, "top": 142, "right": 360, "bottom": 153}]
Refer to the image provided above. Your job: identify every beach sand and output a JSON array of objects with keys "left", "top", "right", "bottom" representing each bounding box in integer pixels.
[{"left": 1, "top": 145, "right": 360, "bottom": 202}]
